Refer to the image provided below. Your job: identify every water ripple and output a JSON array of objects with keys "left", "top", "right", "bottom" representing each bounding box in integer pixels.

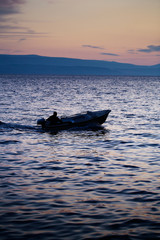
[{"left": 0, "top": 75, "right": 160, "bottom": 240}]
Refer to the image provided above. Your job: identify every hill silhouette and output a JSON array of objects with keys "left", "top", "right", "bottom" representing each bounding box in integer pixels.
[{"left": 0, "top": 54, "right": 159, "bottom": 76}]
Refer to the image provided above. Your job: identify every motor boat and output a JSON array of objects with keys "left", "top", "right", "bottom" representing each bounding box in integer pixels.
[{"left": 37, "top": 109, "right": 111, "bottom": 131}]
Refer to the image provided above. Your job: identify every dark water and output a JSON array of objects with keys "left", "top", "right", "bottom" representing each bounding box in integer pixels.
[{"left": 0, "top": 75, "right": 160, "bottom": 240}]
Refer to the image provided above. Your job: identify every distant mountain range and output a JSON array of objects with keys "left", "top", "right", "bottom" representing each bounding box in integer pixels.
[{"left": 0, "top": 54, "right": 160, "bottom": 76}]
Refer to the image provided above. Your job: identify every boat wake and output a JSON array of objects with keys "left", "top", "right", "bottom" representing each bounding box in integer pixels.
[
  {"left": 0, "top": 120, "right": 107, "bottom": 134},
  {"left": 0, "top": 121, "right": 41, "bottom": 132}
]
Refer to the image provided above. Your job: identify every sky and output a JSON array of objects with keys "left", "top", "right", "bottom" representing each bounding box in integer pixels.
[{"left": 0, "top": 0, "right": 160, "bottom": 65}]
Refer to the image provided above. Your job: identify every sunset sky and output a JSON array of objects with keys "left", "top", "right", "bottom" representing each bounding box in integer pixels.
[{"left": 0, "top": 0, "right": 160, "bottom": 65}]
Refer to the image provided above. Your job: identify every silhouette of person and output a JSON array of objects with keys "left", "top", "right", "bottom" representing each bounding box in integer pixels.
[{"left": 46, "top": 111, "right": 62, "bottom": 125}]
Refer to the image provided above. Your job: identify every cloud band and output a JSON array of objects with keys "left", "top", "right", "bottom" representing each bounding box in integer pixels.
[{"left": 138, "top": 45, "right": 160, "bottom": 53}]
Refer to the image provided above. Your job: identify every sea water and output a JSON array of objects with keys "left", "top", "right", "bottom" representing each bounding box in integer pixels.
[{"left": 0, "top": 75, "right": 160, "bottom": 240}]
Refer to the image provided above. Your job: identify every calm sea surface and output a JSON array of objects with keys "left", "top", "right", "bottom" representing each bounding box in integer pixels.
[{"left": 0, "top": 75, "right": 160, "bottom": 240}]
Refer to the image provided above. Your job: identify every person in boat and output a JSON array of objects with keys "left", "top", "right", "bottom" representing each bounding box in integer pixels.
[{"left": 46, "top": 111, "right": 62, "bottom": 125}]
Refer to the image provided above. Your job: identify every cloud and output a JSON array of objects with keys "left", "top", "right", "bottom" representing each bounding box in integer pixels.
[
  {"left": 0, "top": 24, "right": 38, "bottom": 35},
  {"left": 0, "top": 0, "right": 47, "bottom": 39},
  {"left": 0, "top": 0, "right": 26, "bottom": 16},
  {"left": 19, "top": 38, "right": 26, "bottom": 41},
  {"left": 101, "top": 52, "right": 119, "bottom": 56},
  {"left": 0, "top": 47, "right": 11, "bottom": 52},
  {"left": 47, "top": 0, "right": 58, "bottom": 3},
  {"left": 0, "top": 0, "right": 25, "bottom": 6},
  {"left": 0, "top": 0, "right": 26, "bottom": 34},
  {"left": 13, "top": 49, "right": 24, "bottom": 53},
  {"left": 0, "top": 24, "right": 25, "bottom": 31},
  {"left": 82, "top": 45, "right": 105, "bottom": 50},
  {"left": 128, "top": 49, "right": 138, "bottom": 54},
  {"left": 138, "top": 45, "right": 160, "bottom": 53}
]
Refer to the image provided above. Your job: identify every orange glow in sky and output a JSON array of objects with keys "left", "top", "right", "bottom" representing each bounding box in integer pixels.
[{"left": 0, "top": 0, "right": 160, "bottom": 65}]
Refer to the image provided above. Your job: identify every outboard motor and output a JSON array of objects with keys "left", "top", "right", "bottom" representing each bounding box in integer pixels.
[{"left": 37, "top": 118, "right": 46, "bottom": 126}]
